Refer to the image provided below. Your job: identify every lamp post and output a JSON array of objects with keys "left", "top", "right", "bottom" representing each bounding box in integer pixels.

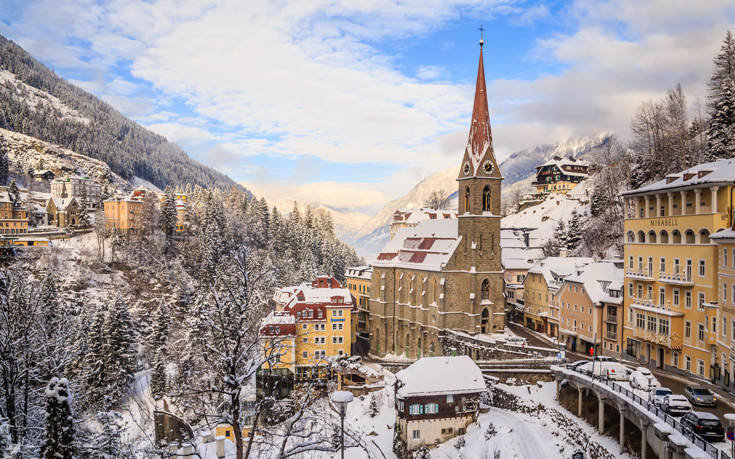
[{"left": 331, "top": 390, "right": 354, "bottom": 459}]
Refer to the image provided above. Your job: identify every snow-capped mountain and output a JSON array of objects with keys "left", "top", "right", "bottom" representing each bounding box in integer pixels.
[{"left": 347, "top": 134, "right": 612, "bottom": 258}]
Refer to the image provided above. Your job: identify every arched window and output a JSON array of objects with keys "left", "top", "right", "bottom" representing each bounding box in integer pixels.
[
  {"left": 637, "top": 231, "right": 646, "bottom": 243},
  {"left": 464, "top": 187, "right": 471, "bottom": 213},
  {"left": 482, "top": 186, "right": 491, "bottom": 212},
  {"left": 627, "top": 231, "right": 635, "bottom": 243},
  {"left": 429, "top": 341, "right": 435, "bottom": 356},
  {"left": 481, "top": 279, "right": 490, "bottom": 300},
  {"left": 430, "top": 279, "right": 437, "bottom": 304},
  {"left": 699, "top": 229, "right": 710, "bottom": 244},
  {"left": 672, "top": 230, "right": 681, "bottom": 244},
  {"left": 648, "top": 231, "right": 657, "bottom": 243},
  {"left": 660, "top": 230, "right": 669, "bottom": 243},
  {"left": 685, "top": 229, "right": 695, "bottom": 244}
]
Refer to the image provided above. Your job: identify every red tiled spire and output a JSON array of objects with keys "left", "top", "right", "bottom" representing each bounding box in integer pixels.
[{"left": 466, "top": 44, "right": 494, "bottom": 171}]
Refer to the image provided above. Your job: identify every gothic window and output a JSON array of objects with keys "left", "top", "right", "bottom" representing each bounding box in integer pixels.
[
  {"left": 481, "top": 279, "right": 490, "bottom": 300},
  {"left": 482, "top": 186, "right": 491, "bottom": 212},
  {"left": 464, "top": 187, "right": 470, "bottom": 213},
  {"left": 430, "top": 279, "right": 437, "bottom": 303}
]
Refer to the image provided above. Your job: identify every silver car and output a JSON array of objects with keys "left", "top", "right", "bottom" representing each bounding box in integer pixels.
[{"left": 649, "top": 387, "right": 672, "bottom": 407}]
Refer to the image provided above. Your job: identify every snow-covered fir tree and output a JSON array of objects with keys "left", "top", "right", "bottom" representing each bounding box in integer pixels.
[
  {"left": 160, "top": 185, "right": 177, "bottom": 242},
  {"left": 707, "top": 77, "right": 735, "bottom": 160},
  {"left": 41, "top": 377, "right": 75, "bottom": 459},
  {"left": 102, "top": 296, "right": 136, "bottom": 410},
  {"left": 148, "top": 301, "right": 170, "bottom": 400},
  {"left": 565, "top": 211, "right": 583, "bottom": 252},
  {"left": 0, "top": 140, "right": 8, "bottom": 187},
  {"left": 77, "top": 185, "right": 90, "bottom": 228}
]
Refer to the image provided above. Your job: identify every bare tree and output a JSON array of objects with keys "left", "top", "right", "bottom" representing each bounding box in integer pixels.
[{"left": 423, "top": 189, "right": 450, "bottom": 209}]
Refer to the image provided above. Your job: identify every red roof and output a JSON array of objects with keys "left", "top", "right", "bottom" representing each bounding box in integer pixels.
[
  {"left": 377, "top": 253, "right": 397, "bottom": 260},
  {"left": 418, "top": 238, "right": 436, "bottom": 250},
  {"left": 408, "top": 252, "right": 427, "bottom": 263},
  {"left": 466, "top": 46, "right": 494, "bottom": 171}
]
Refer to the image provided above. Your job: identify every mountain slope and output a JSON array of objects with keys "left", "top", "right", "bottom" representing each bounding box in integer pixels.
[{"left": 0, "top": 34, "right": 239, "bottom": 191}]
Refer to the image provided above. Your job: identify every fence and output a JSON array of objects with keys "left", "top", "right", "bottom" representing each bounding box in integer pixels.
[{"left": 569, "top": 367, "right": 729, "bottom": 459}]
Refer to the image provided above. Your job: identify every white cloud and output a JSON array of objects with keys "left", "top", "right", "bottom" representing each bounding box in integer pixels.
[{"left": 244, "top": 180, "right": 389, "bottom": 209}]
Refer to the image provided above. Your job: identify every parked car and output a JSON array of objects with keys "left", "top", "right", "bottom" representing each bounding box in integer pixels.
[
  {"left": 684, "top": 386, "right": 717, "bottom": 407},
  {"left": 578, "top": 362, "right": 629, "bottom": 380},
  {"left": 566, "top": 360, "right": 589, "bottom": 370},
  {"left": 593, "top": 355, "right": 614, "bottom": 362},
  {"left": 649, "top": 387, "right": 672, "bottom": 407},
  {"left": 629, "top": 367, "right": 660, "bottom": 391},
  {"left": 680, "top": 411, "right": 724, "bottom": 442},
  {"left": 661, "top": 394, "right": 692, "bottom": 417}
]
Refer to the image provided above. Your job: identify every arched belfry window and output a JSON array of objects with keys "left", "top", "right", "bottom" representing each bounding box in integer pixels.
[
  {"left": 482, "top": 186, "right": 491, "bottom": 212},
  {"left": 481, "top": 279, "right": 490, "bottom": 300},
  {"left": 464, "top": 187, "right": 471, "bottom": 213}
]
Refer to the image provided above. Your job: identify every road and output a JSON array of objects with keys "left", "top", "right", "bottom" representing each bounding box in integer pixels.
[{"left": 507, "top": 322, "right": 735, "bottom": 423}]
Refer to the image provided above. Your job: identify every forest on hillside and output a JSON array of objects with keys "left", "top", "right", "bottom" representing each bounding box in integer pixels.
[{"left": 0, "top": 35, "right": 239, "bottom": 191}]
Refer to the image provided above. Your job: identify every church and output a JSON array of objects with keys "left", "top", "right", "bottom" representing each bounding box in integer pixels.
[{"left": 367, "top": 40, "right": 505, "bottom": 358}]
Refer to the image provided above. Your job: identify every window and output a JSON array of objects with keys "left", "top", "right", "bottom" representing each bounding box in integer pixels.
[
  {"left": 660, "top": 257, "right": 666, "bottom": 273},
  {"left": 673, "top": 352, "right": 679, "bottom": 367},
  {"left": 673, "top": 289, "right": 679, "bottom": 306},
  {"left": 659, "top": 288, "right": 665, "bottom": 306},
  {"left": 636, "top": 313, "right": 645, "bottom": 329},
  {"left": 725, "top": 248, "right": 728, "bottom": 267},
  {"left": 685, "top": 321, "right": 691, "bottom": 338},
  {"left": 723, "top": 317, "right": 727, "bottom": 338},
  {"left": 674, "top": 258, "right": 680, "bottom": 274},
  {"left": 697, "top": 359, "right": 705, "bottom": 376},
  {"left": 638, "top": 256, "right": 643, "bottom": 271},
  {"left": 713, "top": 316, "right": 717, "bottom": 334},
  {"left": 647, "top": 285, "right": 653, "bottom": 300},
  {"left": 629, "top": 256, "right": 634, "bottom": 269},
  {"left": 628, "top": 283, "right": 634, "bottom": 297},
  {"left": 425, "top": 403, "right": 439, "bottom": 414},
  {"left": 412, "top": 430, "right": 420, "bottom": 440},
  {"left": 482, "top": 185, "right": 491, "bottom": 212},
  {"left": 302, "top": 337, "right": 308, "bottom": 343},
  {"left": 699, "top": 259, "right": 706, "bottom": 277},
  {"left": 302, "top": 351, "right": 308, "bottom": 358},
  {"left": 698, "top": 293, "right": 705, "bottom": 310},
  {"left": 685, "top": 355, "right": 691, "bottom": 371},
  {"left": 685, "top": 291, "right": 692, "bottom": 309},
  {"left": 698, "top": 323, "right": 705, "bottom": 341},
  {"left": 446, "top": 394, "right": 454, "bottom": 403},
  {"left": 725, "top": 282, "right": 729, "bottom": 303},
  {"left": 647, "top": 315, "right": 656, "bottom": 332},
  {"left": 637, "top": 284, "right": 643, "bottom": 298},
  {"left": 659, "top": 318, "right": 669, "bottom": 336}
]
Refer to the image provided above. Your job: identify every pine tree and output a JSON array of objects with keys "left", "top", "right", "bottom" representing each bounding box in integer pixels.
[
  {"left": 707, "top": 77, "right": 735, "bottom": 160},
  {"left": 543, "top": 220, "right": 566, "bottom": 256},
  {"left": 368, "top": 393, "right": 379, "bottom": 417},
  {"left": 0, "top": 139, "right": 8, "bottom": 187},
  {"left": 565, "top": 212, "right": 583, "bottom": 252},
  {"left": 8, "top": 180, "right": 19, "bottom": 208},
  {"left": 84, "top": 306, "right": 108, "bottom": 409},
  {"left": 160, "top": 186, "right": 178, "bottom": 242},
  {"left": 103, "top": 296, "right": 136, "bottom": 409},
  {"left": 42, "top": 377, "right": 75, "bottom": 459},
  {"left": 77, "top": 186, "right": 90, "bottom": 228},
  {"left": 708, "top": 30, "right": 735, "bottom": 106},
  {"left": 149, "top": 301, "right": 170, "bottom": 400}
]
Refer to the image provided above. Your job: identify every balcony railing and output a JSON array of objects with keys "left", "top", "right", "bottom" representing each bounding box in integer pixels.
[
  {"left": 626, "top": 269, "right": 655, "bottom": 281},
  {"left": 658, "top": 272, "right": 693, "bottom": 286}
]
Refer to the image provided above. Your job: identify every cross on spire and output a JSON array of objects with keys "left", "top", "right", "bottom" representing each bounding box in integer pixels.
[{"left": 478, "top": 25, "right": 485, "bottom": 48}]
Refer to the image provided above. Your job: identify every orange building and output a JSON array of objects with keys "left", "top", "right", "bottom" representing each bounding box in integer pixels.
[
  {"left": 0, "top": 193, "right": 28, "bottom": 235},
  {"left": 103, "top": 198, "right": 144, "bottom": 232}
]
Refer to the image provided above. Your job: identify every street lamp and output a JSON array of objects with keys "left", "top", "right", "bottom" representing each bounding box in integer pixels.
[{"left": 331, "top": 390, "right": 354, "bottom": 459}]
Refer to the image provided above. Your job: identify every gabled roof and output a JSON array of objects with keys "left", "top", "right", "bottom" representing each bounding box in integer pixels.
[
  {"left": 373, "top": 219, "right": 460, "bottom": 271},
  {"left": 563, "top": 261, "right": 624, "bottom": 304},
  {"left": 621, "top": 159, "right": 735, "bottom": 196},
  {"left": 527, "top": 256, "right": 594, "bottom": 289},
  {"left": 396, "top": 356, "right": 486, "bottom": 398}
]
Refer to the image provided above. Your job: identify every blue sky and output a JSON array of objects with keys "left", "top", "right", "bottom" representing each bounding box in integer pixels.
[{"left": 1, "top": 0, "right": 734, "bottom": 212}]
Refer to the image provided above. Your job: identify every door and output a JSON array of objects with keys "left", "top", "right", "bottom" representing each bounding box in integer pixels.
[
  {"left": 658, "top": 347, "right": 664, "bottom": 369},
  {"left": 646, "top": 343, "right": 651, "bottom": 363}
]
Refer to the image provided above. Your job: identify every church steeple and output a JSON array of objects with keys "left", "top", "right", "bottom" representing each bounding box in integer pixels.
[{"left": 458, "top": 37, "right": 501, "bottom": 180}]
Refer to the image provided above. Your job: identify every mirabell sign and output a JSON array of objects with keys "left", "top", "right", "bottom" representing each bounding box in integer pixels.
[{"left": 650, "top": 218, "right": 679, "bottom": 227}]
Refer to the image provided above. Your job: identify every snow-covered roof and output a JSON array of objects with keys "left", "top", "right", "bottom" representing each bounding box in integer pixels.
[
  {"left": 563, "top": 261, "right": 623, "bottom": 305},
  {"left": 284, "top": 283, "right": 353, "bottom": 310},
  {"left": 47, "top": 196, "right": 77, "bottom": 209},
  {"left": 527, "top": 257, "right": 594, "bottom": 289},
  {"left": 261, "top": 311, "right": 296, "bottom": 326},
  {"left": 346, "top": 266, "right": 373, "bottom": 280},
  {"left": 621, "top": 159, "right": 735, "bottom": 196},
  {"left": 710, "top": 229, "right": 735, "bottom": 241},
  {"left": 373, "top": 219, "right": 460, "bottom": 271},
  {"left": 536, "top": 156, "right": 590, "bottom": 170},
  {"left": 396, "top": 356, "right": 486, "bottom": 398}
]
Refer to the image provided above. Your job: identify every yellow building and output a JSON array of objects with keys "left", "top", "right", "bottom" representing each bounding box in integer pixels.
[
  {"left": 621, "top": 160, "right": 735, "bottom": 378},
  {"left": 103, "top": 198, "right": 144, "bottom": 232},
  {"left": 523, "top": 257, "right": 592, "bottom": 337},
  {"left": 258, "top": 276, "right": 356, "bottom": 394},
  {"left": 0, "top": 193, "right": 29, "bottom": 234},
  {"left": 710, "top": 229, "right": 735, "bottom": 388},
  {"left": 346, "top": 266, "right": 372, "bottom": 354}
]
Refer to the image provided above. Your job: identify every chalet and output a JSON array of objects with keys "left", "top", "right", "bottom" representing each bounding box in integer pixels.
[
  {"left": 532, "top": 156, "right": 589, "bottom": 195},
  {"left": 33, "top": 169, "right": 55, "bottom": 181},
  {"left": 395, "top": 356, "right": 486, "bottom": 451}
]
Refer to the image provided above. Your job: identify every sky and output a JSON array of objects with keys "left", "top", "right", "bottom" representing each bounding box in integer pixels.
[{"left": 1, "top": 0, "right": 735, "bottom": 214}]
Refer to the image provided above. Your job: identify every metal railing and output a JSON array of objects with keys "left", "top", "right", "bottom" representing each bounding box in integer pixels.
[{"left": 568, "top": 367, "right": 725, "bottom": 459}]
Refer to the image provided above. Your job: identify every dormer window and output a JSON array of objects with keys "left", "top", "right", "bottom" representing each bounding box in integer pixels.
[
  {"left": 683, "top": 173, "right": 696, "bottom": 181},
  {"left": 698, "top": 170, "right": 712, "bottom": 179},
  {"left": 665, "top": 175, "right": 678, "bottom": 184}
]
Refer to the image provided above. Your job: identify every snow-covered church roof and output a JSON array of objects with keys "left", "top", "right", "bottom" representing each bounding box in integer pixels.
[
  {"left": 373, "top": 219, "right": 460, "bottom": 271},
  {"left": 396, "top": 356, "right": 486, "bottom": 398}
]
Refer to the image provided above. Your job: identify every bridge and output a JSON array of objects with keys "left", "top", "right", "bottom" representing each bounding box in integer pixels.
[{"left": 552, "top": 365, "right": 731, "bottom": 459}]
